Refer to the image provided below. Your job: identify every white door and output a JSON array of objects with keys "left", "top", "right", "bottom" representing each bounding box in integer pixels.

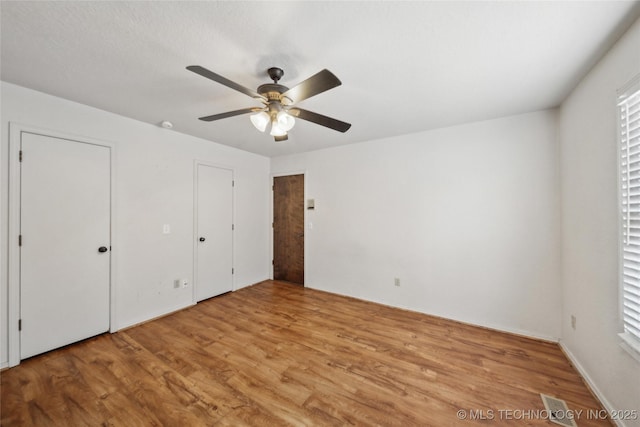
[
  {"left": 20, "top": 132, "right": 111, "bottom": 359},
  {"left": 195, "top": 164, "right": 233, "bottom": 301}
]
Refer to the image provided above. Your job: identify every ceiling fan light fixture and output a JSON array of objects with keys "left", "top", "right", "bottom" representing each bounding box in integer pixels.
[
  {"left": 277, "top": 110, "right": 295, "bottom": 131},
  {"left": 270, "top": 121, "right": 287, "bottom": 137},
  {"left": 250, "top": 111, "right": 270, "bottom": 132}
]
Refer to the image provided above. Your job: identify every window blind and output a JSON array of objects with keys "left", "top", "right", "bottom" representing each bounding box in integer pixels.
[{"left": 620, "top": 84, "right": 640, "bottom": 348}]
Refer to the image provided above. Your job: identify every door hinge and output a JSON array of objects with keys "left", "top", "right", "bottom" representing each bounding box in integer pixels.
[
  {"left": 232, "top": 180, "right": 235, "bottom": 187},
  {"left": 272, "top": 222, "right": 274, "bottom": 228},
  {"left": 18, "top": 319, "right": 22, "bottom": 331},
  {"left": 232, "top": 268, "right": 234, "bottom": 275},
  {"left": 272, "top": 259, "right": 274, "bottom": 265},
  {"left": 19, "top": 150, "right": 23, "bottom": 162},
  {"left": 18, "top": 235, "right": 22, "bottom": 246},
  {"left": 232, "top": 224, "right": 234, "bottom": 231}
]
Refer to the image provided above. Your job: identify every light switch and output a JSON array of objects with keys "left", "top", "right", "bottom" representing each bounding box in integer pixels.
[
  {"left": 162, "top": 224, "right": 171, "bottom": 234},
  {"left": 307, "top": 199, "right": 315, "bottom": 210}
]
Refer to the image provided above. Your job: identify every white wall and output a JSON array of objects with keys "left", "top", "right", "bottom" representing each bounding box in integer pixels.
[
  {"left": 559, "top": 16, "right": 640, "bottom": 426},
  {"left": 0, "top": 82, "right": 271, "bottom": 367},
  {"left": 3, "top": 16, "right": 638, "bottom": 417},
  {"left": 272, "top": 110, "right": 561, "bottom": 340}
]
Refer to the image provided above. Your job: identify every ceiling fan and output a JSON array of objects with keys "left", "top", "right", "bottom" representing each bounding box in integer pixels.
[{"left": 186, "top": 65, "right": 351, "bottom": 142}]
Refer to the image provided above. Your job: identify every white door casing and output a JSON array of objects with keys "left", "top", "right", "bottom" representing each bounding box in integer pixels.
[{"left": 194, "top": 163, "right": 233, "bottom": 302}]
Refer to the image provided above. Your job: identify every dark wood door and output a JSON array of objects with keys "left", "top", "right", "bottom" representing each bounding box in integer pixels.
[{"left": 273, "top": 174, "right": 304, "bottom": 285}]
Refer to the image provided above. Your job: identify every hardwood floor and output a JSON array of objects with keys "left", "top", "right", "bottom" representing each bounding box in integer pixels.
[{"left": 2, "top": 280, "right": 610, "bottom": 426}]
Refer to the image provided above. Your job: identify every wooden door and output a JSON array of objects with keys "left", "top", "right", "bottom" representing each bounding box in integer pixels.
[
  {"left": 195, "top": 164, "right": 233, "bottom": 301},
  {"left": 20, "top": 132, "right": 111, "bottom": 359},
  {"left": 273, "top": 174, "right": 304, "bottom": 285}
]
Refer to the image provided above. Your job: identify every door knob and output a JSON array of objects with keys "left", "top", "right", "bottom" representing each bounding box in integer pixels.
[
  {"left": 98, "top": 246, "right": 108, "bottom": 253},
  {"left": 199, "top": 237, "right": 206, "bottom": 242}
]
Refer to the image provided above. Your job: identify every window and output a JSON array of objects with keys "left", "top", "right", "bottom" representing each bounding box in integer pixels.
[{"left": 619, "top": 76, "right": 640, "bottom": 356}]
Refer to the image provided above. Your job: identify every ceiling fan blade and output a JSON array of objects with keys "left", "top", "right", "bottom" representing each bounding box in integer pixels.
[
  {"left": 198, "top": 107, "right": 262, "bottom": 122},
  {"left": 289, "top": 108, "right": 351, "bottom": 133},
  {"left": 187, "top": 65, "right": 267, "bottom": 101},
  {"left": 282, "top": 69, "right": 342, "bottom": 104}
]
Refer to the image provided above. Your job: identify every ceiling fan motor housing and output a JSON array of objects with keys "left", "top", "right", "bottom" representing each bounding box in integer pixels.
[{"left": 257, "top": 83, "right": 290, "bottom": 102}]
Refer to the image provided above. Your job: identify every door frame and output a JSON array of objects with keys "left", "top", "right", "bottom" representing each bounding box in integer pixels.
[
  {"left": 7, "top": 122, "right": 117, "bottom": 367},
  {"left": 192, "top": 160, "right": 235, "bottom": 304},
  {"left": 270, "top": 171, "right": 307, "bottom": 285}
]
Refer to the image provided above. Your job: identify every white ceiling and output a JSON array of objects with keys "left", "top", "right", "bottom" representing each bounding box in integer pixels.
[{"left": 2, "top": 1, "right": 639, "bottom": 157}]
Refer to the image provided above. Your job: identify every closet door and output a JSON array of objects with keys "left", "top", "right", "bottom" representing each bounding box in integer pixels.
[
  {"left": 20, "top": 132, "right": 111, "bottom": 359},
  {"left": 195, "top": 164, "right": 233, "bottom": 301}
]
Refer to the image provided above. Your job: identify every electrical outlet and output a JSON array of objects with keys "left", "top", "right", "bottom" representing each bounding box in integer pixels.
[
  {"left": 174, "top": 279, "right": 188, "bottom": 289},
  {"left": 394, "top": 278, "right": 400, "bottom": 287},
  {"left": 571, "top": 315, "right": 576, "bottom": 330}
]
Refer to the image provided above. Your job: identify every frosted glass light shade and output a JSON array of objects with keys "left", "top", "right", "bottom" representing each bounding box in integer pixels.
[
  {"left": 270, "top": 122, "right": 287, "bottom": 137},
  {"left": 250, "top": 111, "right": 270, "bottom": 132},
  {"left": 277, "top": 111, "right": 295, "bottom": 131}
]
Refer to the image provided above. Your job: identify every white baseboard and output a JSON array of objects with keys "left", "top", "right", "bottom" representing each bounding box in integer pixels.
[
  {"left": 306, "top": 283, "right": 560, "bottom": 343},
  {"left": 446, "top": 316, "right": 559, "bottom": 343},
  {"left": 559, "top": 341, "right": 627, "bottom": 427},
  {"left": 117, "top": 302, "right": 196, "bottom": 332}
]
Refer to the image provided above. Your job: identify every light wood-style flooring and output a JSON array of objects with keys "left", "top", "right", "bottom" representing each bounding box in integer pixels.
[{"left": 1, "top": 280, "right": 610, "bottom": 426}]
